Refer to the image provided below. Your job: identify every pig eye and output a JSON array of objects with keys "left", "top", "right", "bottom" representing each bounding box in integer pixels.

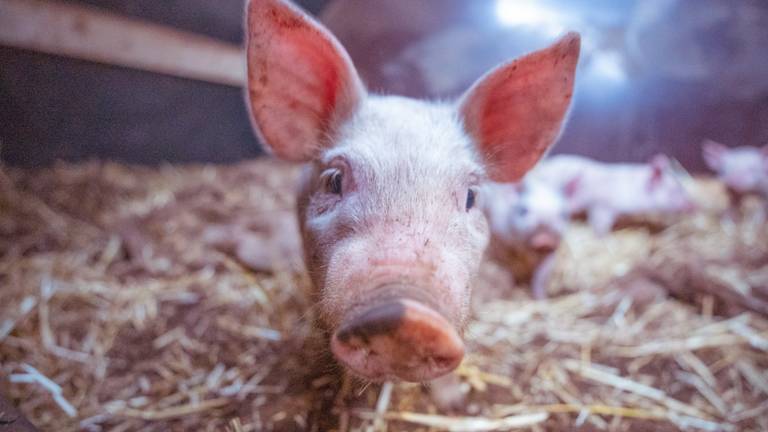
[
  {"left": 517, "top": 206, "right": 529, "bottom": 217},
  {"left": 326, "top": 170, "right": 343, "bottom": 195},
  {"left": 465, "top": 188, "right": 476, "bottom": 211}
]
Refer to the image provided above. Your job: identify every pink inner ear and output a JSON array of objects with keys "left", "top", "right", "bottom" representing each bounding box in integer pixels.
[
  {"left": 648, "top": 164, "right": 664, "bottom": 189},
  {"left": 563, "top": 175, "right": 581, "bottom": 198},
  {"left": 246, "top": 0, "right": 364, "bottom": 162},
  {"left": 460, "top": 33, "right": 580, "bottom": 183}
]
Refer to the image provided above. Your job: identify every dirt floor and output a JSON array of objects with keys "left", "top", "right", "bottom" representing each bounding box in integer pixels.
[{"left": 1, "top": 160, "right": 767, "bottom": 431}]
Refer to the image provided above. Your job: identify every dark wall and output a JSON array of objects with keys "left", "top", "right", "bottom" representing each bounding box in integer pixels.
[
  {"left": 0, "top": 0, "right": 328, "bottom": 167},
  {"left": 0, "top": 47, "right": 256, "bottom": 166}
]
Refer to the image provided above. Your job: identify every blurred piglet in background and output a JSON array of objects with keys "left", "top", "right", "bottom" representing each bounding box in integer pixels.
[
  {"left": 482, "top": 177, "right": 574, "bottom": 299},
  {"left": 533, "top": 154, "right": 696, "bottom": 235},
  {"left": 702, "top": 140, "right": 768, "bottom": 219}
]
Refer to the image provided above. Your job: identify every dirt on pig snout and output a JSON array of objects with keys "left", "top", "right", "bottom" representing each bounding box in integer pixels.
[{"left": 1, "top": 160, "right": 767, "bottom": 432}]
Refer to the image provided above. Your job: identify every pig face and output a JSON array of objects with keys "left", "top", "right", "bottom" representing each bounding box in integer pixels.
[
  {"left": 703, "top": 140, "right": 768, "bottom": 193},
  {"left": 646, "top": 155, "right": 696, "bottom": 213},
  {"left": 484, "top": 179, "right": 570, "bottom": 253},
  {"left": 509, "top": 179, "right": 571, "bottom": 252},
  {"left": 245, "top": 0, "right": 579, "bottom": 382}
]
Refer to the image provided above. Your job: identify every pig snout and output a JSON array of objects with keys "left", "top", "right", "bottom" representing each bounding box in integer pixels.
[
  {"left": 330, "top": 290, "right": 464, "bottom": 382},
  {"left": 529, "top": 228, "right": 561, "bottom": 253},
  {"left": 681, "top": 198, "right": 698, "bottom": 214}
]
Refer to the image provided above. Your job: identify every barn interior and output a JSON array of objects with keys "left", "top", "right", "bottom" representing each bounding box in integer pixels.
[{"left": 1, "top": 1, "right": 767, "bottom": 431}]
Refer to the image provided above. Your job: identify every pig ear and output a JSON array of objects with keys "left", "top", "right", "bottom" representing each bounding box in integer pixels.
[
  {"left": 245, "top": 0, "right": 365, "bottom": 162},
  {"left": 702, "top": 140, "right": 726, "bottom": 171},
  {"left": 563, "top": 175, "right": 581, "bottom": 198},
  {"left": 648, "top": 155, "right": 669, "bottom": 189},
  {"left": 459, "top": 33, "right": 580, "bottom": 183},
  {"left": 650, "top": 154, "right": 671, "bottom": 171}
]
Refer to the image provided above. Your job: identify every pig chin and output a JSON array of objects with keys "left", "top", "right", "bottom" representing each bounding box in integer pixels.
[{"left": 321, "top": 264, "right": 469, "bottom": 382}]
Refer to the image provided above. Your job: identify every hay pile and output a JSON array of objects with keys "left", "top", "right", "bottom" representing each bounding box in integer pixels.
[{"left": 1, "top": 160, "right": 766, "bottom": 432}]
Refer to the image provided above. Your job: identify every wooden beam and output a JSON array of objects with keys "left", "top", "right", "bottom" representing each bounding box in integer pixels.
[{"left": 0, "top": 0, "right": 246, "bottom": 87}]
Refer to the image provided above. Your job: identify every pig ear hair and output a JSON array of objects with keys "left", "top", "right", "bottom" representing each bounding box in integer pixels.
[
  {"left": 459, "top": 32, "right": 580, "bottom": 183},
  {"left": 702, "top": 139, "right": 727, "bottom": 170},
  {"left": 245, "top": 0, "right": 365, "bottom": 162}
]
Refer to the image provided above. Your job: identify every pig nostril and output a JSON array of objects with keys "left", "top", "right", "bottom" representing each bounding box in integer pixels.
[
  {"left": 346, "top": 339, "right": 365, "bottom": 350},
  {"left": 333, "top": 299, "right": 464, "bottom": 381},
  {"left": 422, "top": 354, "right": 454, "bottom": 370}
]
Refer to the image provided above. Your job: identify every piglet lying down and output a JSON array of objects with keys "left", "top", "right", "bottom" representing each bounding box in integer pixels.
[
  {"left": 532, "top": 154, "right": 696, "bottom": 235},
  {"left": 244, "top": 0, "right": 579, "bottom": 383},
  {"left": 702, "top": 140, "right": 768, "bottom": 219}
]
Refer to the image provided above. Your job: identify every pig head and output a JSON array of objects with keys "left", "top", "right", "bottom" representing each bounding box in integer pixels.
[
  {"left": 482, "top": 178, "right": 572, "bottom": 299},
  {"left": 245, "top": 0, "right": 579, "bottom": 382},
  {"left": 483, "top": 178, "right": 571, "bottom": 254},
  {"left": 703, "top": 140, "right": 768, "bottom": 197}
]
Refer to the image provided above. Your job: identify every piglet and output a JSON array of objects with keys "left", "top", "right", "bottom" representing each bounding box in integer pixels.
[
  {"left": 244, "top": 0, "right": 579, "bottom": 388},
  {"left": 482, "top": 178, "right": 572, "bottom": 298},
  {"left": 533, "top": 154, "right": 695, "bottom": 235},
  {"left": 702, "top": 140, "right": 768, "bottom": 218}
]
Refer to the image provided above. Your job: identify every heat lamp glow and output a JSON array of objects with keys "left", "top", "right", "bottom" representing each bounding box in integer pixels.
[
  {"left": 495, "top": 0, "right": 566, "bottom": 36},
  {"left": 590, "top": 51, "right": 627, "bottom": 84}
]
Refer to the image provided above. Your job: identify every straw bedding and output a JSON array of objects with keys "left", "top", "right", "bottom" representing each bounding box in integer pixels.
[{"left": 1, "top": 160, "right": 766, "bottom": 431}]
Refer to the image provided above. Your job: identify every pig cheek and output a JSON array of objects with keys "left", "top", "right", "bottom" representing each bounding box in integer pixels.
[
  {"left": 550, "top": 218, "right": 567, "bottom": 237},
  {"left": 472, "top": 212, "right": 491, "bottom": 262},
  {"left": 313, "top": 234, "right": 363, "bottom": 330},
  {"left": 437, "top": 252, "right": 473, "bottom": 331},
  {"left": 302, "top": 203, "right": 356, "bottom": 329},
  {"left": 444, "top": 213, "right": 489, "bottom": 329},
  {"left": 302, "top": 233, "right": 338, "bottom": 326}
]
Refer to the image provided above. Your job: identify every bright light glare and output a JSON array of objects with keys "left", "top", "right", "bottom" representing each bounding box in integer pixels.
[
  {"left": 495, "top": 0, "right": 565, "bottom": 36},
  {"left": 590, "top": 51, "right": 627, "bottom": 84}
]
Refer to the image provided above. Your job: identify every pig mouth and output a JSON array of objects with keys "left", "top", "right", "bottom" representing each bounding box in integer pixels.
[{"left": 330, "top": 298, "right": 465, "bottom": 382}]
